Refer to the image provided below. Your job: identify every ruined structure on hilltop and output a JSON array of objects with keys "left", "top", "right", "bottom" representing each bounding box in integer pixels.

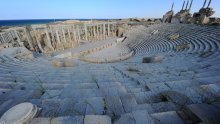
[
  {"left": 193, "top": 0, "right": 215, "bottom": 24},
  {"left": 172, "top": 0, "right": 193, "bottom": 23},
  {"left": 162, "top": 3, "right": 174, "bottom": 23},
  {"left": 163, "top": 0, "right": 219, "bottom": 25}
]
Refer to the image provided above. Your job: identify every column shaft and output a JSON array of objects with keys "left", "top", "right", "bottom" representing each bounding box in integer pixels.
[
  {"left": 62, "top": 28, "right": 67, "bottom": 43},
  {"left": 77, "top": 25, "right": 81, "bottom": 41},
  {"left": 84, "top": 24, "right": 88, "bottom": 41},
  {"left": 1, "top": 33, "right": 6, "bottom": 43},
  {"left": 34, "top": 30, "right": 44, "bottom": 52},
  {"left": 103, "top": 23, "right": 106, "bottom": 40},
  {"left": 45, "top": 29, "right": 54, "bottom": 51},
  {"left": 14, "top": 30, "right": 23, "bottom": 46},
  {"left": 93, "top": 26, "right": 96, "bottom": 41},
  {"left": 108, "top": 23, "right": 110, "bottom": 37},
  {"left": 25, "top": 28, "right": 34, "bottom": 50}
]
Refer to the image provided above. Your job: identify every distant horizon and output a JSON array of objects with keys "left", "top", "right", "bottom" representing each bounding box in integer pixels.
[
  {"left": 0, "top": 18, "right": 161, "bottom": 21},
  {"left": 0, "top": 0, "right": 220, "bottom": 20}
]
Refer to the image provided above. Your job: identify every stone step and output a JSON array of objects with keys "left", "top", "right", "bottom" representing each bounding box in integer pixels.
[
  {"left": 85, "top": 97, "right": 105, "bottom": 115},
  {"left": 131, "top": 103, "right": 154, "bottom": 114},
  {"left": 39, "top": 98, "right": 78, "bottom": 117},
  {"left": 113, "top": 113, "right": 135, "bottom": 124},
  {"left": 2, "top": 82, "right": 48, "bottom": 91},
  {"left": 84, "top": 115, "right": 112, "bottom": 124},
  {"left": 59, "top": 88, "right": 102, "bottom": 99},
  {"left": 195, "top": 71, "right": 220, "bottom": 78},
  {"left": 146, "top": 82, "right": 170, "bottom": 93},
  {"left": 132, "top": 110, "right": 155, "bottom": 124},
  {"left": 0, "top": 89, "right": 42, "bottom": 105},
  {"left": 159, "top": 91, "right": 193, "bottom": 109},
  {"left": 40, "top": 90, "right": 62, "bottom": 99},
  {"left": 127, "top": 87, "right": 145, "bottom": 93},
  {"left": 196, "top": 84, "right": 220, "bottom": 103},
  {"left": 99, "top": 82, "right": 122, "bottom": 88},
  {"left": 164, "top": 80, "right": 200, "bottom": 90},
  {"left": 196, "top": 75, "right": 220, "bottom": 85},
  {"left": 30, "top": 116, "right": 84, "bottom": 124},
  {"left": 0, "top": 88, "right": 12, "bottom": 95},
  {"left": 184, "top": 103, "right": 220, "bottom": 124},
  {"left": 42, "top": 83, "right": 67, "bottom": 90},
  {"left": 178, "top": 87, "right": 204, "bottom": 104},
  {"left": 105, "top": 96, "right": 125, "bottom": 117},
  {"left": 120, "top": 94, "right": 137, "bottom": 113},
  {"left": 62, "top": 83, "right": 97, "bottom": 89},
  {"left": 133, "top": 91, "right": 165, "bottom": 104},
  {"left": 151, "top": 111, "right": 185, "bottom": 124},
  {"left": 100, "top": 85, "right": 127, "bottom": 97},
  {"left": 113, "top": 110, "right": 155, "bottom": 124},
  {"left": 151, "top": 102, "right": 178, "bottom": 113}
]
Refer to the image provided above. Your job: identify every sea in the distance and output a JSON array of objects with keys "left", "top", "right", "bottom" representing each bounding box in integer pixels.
[{"left": 0, "top": 19, "right": 109, "bottom": 26}]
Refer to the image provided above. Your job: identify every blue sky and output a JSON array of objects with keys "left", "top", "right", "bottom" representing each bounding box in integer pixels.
[{"left": 0, "top": 0, "right": 219, "bottom": 20}]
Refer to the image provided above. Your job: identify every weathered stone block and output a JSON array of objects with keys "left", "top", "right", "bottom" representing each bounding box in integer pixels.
[{"left": 142, "top": 56, "right": 163, "bottom": 63}]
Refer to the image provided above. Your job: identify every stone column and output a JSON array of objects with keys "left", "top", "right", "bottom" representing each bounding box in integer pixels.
[
  {"left": 25, "top": 27, "right": 34, "bottom": 50},
  {"left": 93, "top": 25, "right": 96, "bottom": 41},
  {"left": 77, "top": 25, "right": 81, "bottom": 41},
  {"left": 14, "top": 30, "right": 23, "bottom": 47},
  {"left": 5, "top": 33, "right": 9, "bottom": 42},
  {"left": 89, "top": 26, "right": 92, "bottom": 41},
  {"left": 0, "top": 34, "right": 2, "bottom": 43},
  {"left": 50, "top": 29, "right": 55, "bottom": 47},
  {"left": 45, "top": 29, "right": 54, "bottom": 51},
  {"left": 103, "top": 23, "right": 106, "bottom": 40},
  {"left": 67, "top": 28, "right": 73, "bottom": 47},
  {"left": 114, "top": 24, "right": 117, "bottom": 37},
  {"left": 34, "top": 30, "right": 44, "bottom": 52},
  {"left": 67, "top": 29, "right": 71, "bottom": 42},
  {"left": 108, "top": 23, "right": 110, "bottom": 37},
  {"left": 62, "top": 28, "right": 67, "bottom": 43},
  {"left": 84, "top": 24, "right": 88, "bottom": 41},
  {"left": 6, "top": 33, "right": 10, "bottom": 42},
  {"left": 72, "top": 25, "right": 77, "bottom": 42},
  {"left": 0, "top": 33, "right": 6, "bottom": 43},
  {"left": 87, "top": 26, "right": 89, "bottom": 41},
  {"left": 70, "top": 26, "right": 76, "bottom": 47},
  {"left": 100, "top": 24, "right": 103, "bottom": 40},
  {"left": 55, "top": 30, "right": 61, "bottom": 44},
  {"left": 8, "top": 31, "right": 15, "bottom": 43},
  {"left": 56, "top": 30, "right": 64, "bottom": 50},
  {"left": 96, "top": 24, "right": 99, "bottom": 40}
]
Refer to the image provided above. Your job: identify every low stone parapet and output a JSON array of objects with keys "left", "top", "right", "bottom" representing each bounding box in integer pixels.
[
  {"left": 80, "top": 50, "right": 135, "bottom": 63},
  {"left": 52, "top": 59, "right": 76, "bottom": 67}
]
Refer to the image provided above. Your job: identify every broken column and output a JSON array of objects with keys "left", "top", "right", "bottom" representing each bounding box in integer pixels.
[
  {"left": 33, "top": 30, "right": 44, "bottom": 52},
  {"left": 45, "top": 29, "right": 54, "bottom": 51},
  {"left": 25, "top": 26, "right": 34, "bottom": 50},
  {"left": 0, "top": 103, "right": 40, "bottom": 124},
  {"left": 84, "top": 24, "right": 88, "bottom": 41},
  {"left": 55, "top": 30, "right": 64, "bottom": 50},
  {"left": 62, "top": 27, "right": 67, "bottom": 43},
  {"left": 103, "top": 23, "right": 106, "bottom": 40},
  {"left": 14, "top": 30, "right": 23, "bottom": 47}
]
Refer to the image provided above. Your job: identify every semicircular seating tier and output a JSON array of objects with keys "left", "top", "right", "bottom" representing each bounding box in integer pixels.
[{"left": 0, "top": 23, "right": 220, "bottom": 124}]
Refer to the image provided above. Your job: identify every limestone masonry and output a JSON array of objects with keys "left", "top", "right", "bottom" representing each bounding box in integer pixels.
[{"left": 0, "top": 1, "right": 220, "bottom": 124}]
